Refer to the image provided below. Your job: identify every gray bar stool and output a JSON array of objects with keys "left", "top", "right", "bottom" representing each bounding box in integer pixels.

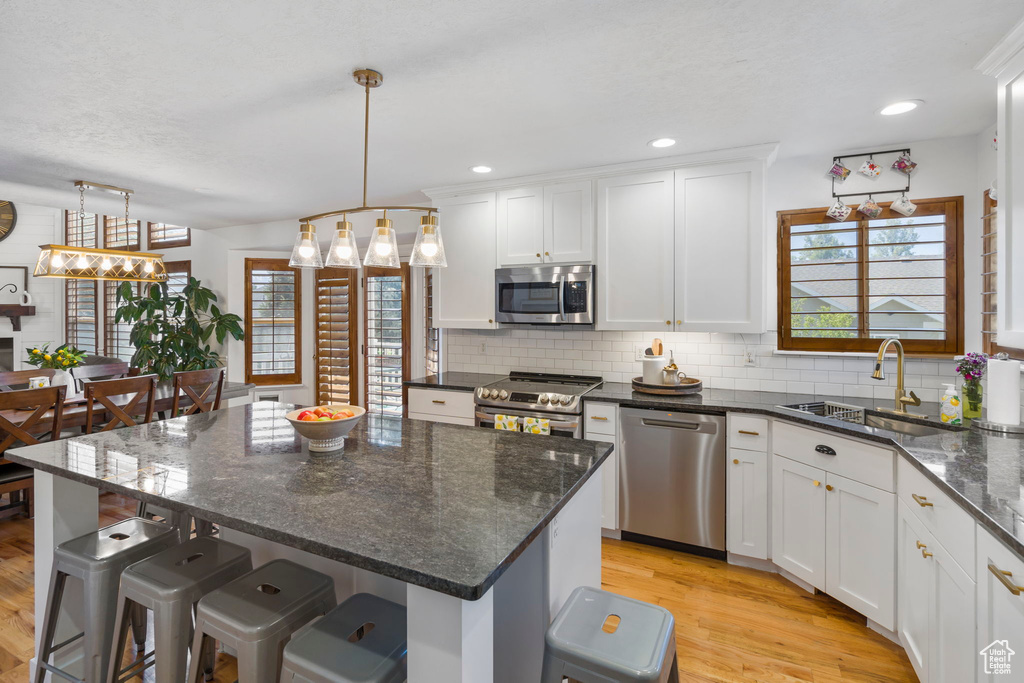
[
  {"left": 541, "top": 586, "right": 679, "bottom": 683},
  {"left": 107, "top": 536, "right": 253, "bottom": 683},
  {"left": 186, "top": 559, "right": 336, "bottom": 683},
  {"left": 280, "top": 593, "right": 407, "bottom": 683},
  {"left": 35, "top": 517, "right": 180, "bottom": 683}
]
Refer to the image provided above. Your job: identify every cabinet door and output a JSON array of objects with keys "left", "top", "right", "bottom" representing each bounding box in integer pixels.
[
  {"left": 932, "top": 536, "right": 976, "bottom": 683},
  {"left": 771, "top": 455, "right": 826, "bottom": 589},
  {"left": 434, "top": 193, "right": 497, "bottom": 329},
  {"left": 727, "top": 448, "right": 768, "bottom": 559},
  {"left": 584, "top": 429, "right": 618, "bottom": 531},
  {"left": 544, "top": 180, "right": 593, "bottom": 264},
  {"left": 674, "top": 161, "right": 765, "bottom": 333},
  {"left": 496, "top": 187, "right": 544, "bottom": 266},
  {"left": 977, "top": 527, "right": 1024, "bottom": 680},
  {"left": 897, "top": 500, "right": 933, "bottom": 681},
  {"left": 595, "top": 171, "right": 675, "bottom": 330},
  {"left": 825, "top": 472, "right": 896, "bottom": 630}
]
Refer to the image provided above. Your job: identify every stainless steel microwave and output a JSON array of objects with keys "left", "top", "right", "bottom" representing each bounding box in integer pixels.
[{"left": 495, "top": 265, "right": 595, "bottom": 325}]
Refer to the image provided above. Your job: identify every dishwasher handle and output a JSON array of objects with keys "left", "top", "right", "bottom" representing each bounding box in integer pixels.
[{"left": 641, "top": 418, "right": 702, "bottom": 430}]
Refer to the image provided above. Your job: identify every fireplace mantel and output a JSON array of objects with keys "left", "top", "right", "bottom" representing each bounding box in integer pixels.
[{"left": 0, "top": 304, "right": 36, "bottom": 332}]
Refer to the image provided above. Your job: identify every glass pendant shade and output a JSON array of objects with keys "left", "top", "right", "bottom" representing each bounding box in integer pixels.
[
  {"left": 289, "top": 223, "right": 323, "bottom": 269},
  {"left": 409, "top": 215, "right": 447, "bottom": 267},
  {"left": 325, "top": 220, "right": 361, "bottom": 268},
  {"left": 363, "top": 218, "right": 400, "bottom": 268}
]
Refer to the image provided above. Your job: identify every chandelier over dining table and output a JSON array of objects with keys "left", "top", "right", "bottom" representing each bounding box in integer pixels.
[{"left": 290, "top": 69, "right": 446, "bottom": 270}]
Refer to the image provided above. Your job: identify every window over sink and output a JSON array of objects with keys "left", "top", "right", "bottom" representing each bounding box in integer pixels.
[{"left": 777, "top": 196, "right": 964, "bottom": 355}]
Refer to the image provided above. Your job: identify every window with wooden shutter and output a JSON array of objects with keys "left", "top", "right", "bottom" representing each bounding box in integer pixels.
[
  {"left": 364, "top": 265, "right": 410, "bottom": 417},
  {"left": 778, "top": 196, "right": 964, "bottom": 355},
  {"left": 425, "top": 270, "right": 441, "bottom": 376},
  {"left": 981, "top": 190, "right": 1023, "bottom": 357},
  {"left": 104, "top": 281, "right": 140, "bottom": 362},
  {"left": 163, "top": 260, "right": 192, "bottom": 297},
  {"left": 66, "top": 210, "right": 98, "bottom": 248},
  {"left": 64, "top": 210, "right": 99, "bottom": 353},
  {"left": 245, "top": 259, "right": 302, "bottom": 385},
  {"left": 315, "top": 268, "right": 359, "bottom": 405},
  {"left": 148, "top": 222, "right": 191, "bottom": 249},
  {"left": 103, "top": 216, "right": 140, "bottom": 250}
]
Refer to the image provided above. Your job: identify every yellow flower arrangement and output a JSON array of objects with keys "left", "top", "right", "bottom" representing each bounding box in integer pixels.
[{"left": 26, "top": 343, "right": 87, "bottom": 370}]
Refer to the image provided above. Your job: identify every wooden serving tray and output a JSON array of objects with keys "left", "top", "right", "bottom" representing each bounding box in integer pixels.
[{"left": 631, "top": 376, "right": 703, "bottom": 395}]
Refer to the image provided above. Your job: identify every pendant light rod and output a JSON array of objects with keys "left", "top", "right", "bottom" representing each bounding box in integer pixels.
[{"left": 363, "top": 78, "right": 370, "bottom": 207}]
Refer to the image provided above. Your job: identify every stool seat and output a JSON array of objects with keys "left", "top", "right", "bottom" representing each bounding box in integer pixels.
[
  {"left": 121, "top": 536, "right": 253, "bottom": 601},
  {"left": 543, "top": 586, "right": 678, "bottom": 683},
  {"left": 281, "top": 593, "right": 407, "bottom": 683},
  {"left": 57, "top": 516, "right": 177, "bottom": 567}
]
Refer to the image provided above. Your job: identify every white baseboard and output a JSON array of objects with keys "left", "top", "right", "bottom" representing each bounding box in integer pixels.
[
  {"left": 867, "top": 618, "right": 900, "bottom": 645},
  {"left": 776, "top": 567, "right": 817, "bottom": 595},
  {"left": 726, "top": 553, "right": 775, "bottom": 572},
  {"left": 601, "top": 528, "right": 621, "bottom": 539}
]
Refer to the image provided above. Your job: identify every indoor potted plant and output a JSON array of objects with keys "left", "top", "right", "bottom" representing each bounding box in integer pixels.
[
  {"left": 954, "top": 352, "right": 989, "bottom": 421},
  {"left": 25, "top": 343, "right": 86, "bottom": 389},
  {"left": 114, "top": 277, "right": 244, "bottom": 381}
]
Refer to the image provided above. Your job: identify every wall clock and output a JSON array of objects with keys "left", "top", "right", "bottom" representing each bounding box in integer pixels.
[{"left": 0, "top": 201, "right": 16, "bottom": 243}]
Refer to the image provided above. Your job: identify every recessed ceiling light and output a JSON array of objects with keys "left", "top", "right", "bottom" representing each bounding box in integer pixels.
[
  {"left": 470, "top": 165, "right": 492, "bottom": 173},
  {"left": 648, "top": 138, "right": 676, "bottom": 148},
  {"left": 879, "top": 100, "right": 923, "bottom": 116}
]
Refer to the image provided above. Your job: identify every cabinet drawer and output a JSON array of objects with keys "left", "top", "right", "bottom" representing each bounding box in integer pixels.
[
  {"left": 728, "top": 414, "right": 768, "bottom": 452},
  {"left": 773, "top": 421, "right": 894, "bottom": 492},
  {"left": 584, "top": 402, "right": 618, "bottom": 436},
  {"left": 407, "top": 388, "right": 475, "bottom": 420},
  {"left": 897, "top": 456, "right": 976, "bottom": 580}
]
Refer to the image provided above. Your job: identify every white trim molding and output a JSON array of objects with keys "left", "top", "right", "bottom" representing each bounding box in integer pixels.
[{"left": 976, "top": 16, "right": 1024, "bottom": 78}]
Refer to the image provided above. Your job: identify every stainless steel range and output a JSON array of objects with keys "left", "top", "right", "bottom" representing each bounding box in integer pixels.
[{"left": 474, "top": 371, "right": 603, "bottom": 438}]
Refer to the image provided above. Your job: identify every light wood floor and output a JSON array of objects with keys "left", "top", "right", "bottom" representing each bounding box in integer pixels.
[{"left": 0, "top": 494, "right": 916, "bottom": 682}]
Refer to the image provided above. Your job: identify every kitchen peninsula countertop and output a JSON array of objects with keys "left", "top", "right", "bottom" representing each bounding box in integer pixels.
[{"left": 7, "top": 402, "right": 612, "bottom": 600}]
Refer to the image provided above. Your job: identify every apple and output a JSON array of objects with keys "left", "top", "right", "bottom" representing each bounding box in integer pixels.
[
  {"left": 300, "top": 414, "right": 318, "bottom": 422},
  {"left": 339, "top": 409, "right": 354, "bottom": 418},
  {"left": 312, "top": 407, "right": 328, "bottom": 417},
  {"left": 318, "top": 416, "right": 333, "bottom": 421},
  {"left": 296, "top": 410, "right": 314, "bottom": 421}
]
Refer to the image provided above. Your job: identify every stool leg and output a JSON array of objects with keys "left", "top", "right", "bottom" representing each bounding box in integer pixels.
[
  {"left": 540, "top": 650, "right": 567, "bottom": 683},
  {"left": 191, "top": 604, "right": 216, "bottom": 681},
  {"left": 193, "top": 518, "right": 215, "bottom": 537},
  {"left": 236, "top": 639, "right": 283, "bottom": 683},
  {"left": 106, "top": 592, "right": 135, "bottom": 683},
  {"left": 153, "top": 599, "right": 192, "bottom": 683},
  {"left": 34, "top": 568, "right": 67, "bottom": 683},
  {"left": 83, "top": 571, "right": 121, "bottom": 683},
  {"left": 667, "top": 652, "right": 680, "bottom": 683},
  {"left": 186, "top": 627, "right": 212, "bottom": 683},
  {"left": 130, "top": 602, "right": 149, "bottom": 649}
]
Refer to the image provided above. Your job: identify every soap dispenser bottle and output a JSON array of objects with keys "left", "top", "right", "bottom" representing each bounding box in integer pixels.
[{"left": 939, "top": 383, "right": 962, "bottom": 426}]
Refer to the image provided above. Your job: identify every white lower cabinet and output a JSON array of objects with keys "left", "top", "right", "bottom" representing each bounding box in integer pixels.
[
  {"left": 771, "top": 455, "right": 826, "bottom": 588},
  {"left": 584, "top": 402, "right": 619, "bottom": 531},
  {"left": 899, "top": 502, "right": 933, "bottom": 678},
  {"left": 932, "top": 535, "right": 976, "bottom": 683},
  {"left": 727, "top": 448, "right": 768, "bottom": 559},
  {"left": 977, "top": 526, "right": 1024, "bottom": 681},
  {"left": 406, "top": 388, "right": 475, "bottom": 426}
]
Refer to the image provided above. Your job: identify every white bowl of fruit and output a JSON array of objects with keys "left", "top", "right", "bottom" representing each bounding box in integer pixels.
[{"left": 285, "top": 404, "right": 366, "bottom": 452}]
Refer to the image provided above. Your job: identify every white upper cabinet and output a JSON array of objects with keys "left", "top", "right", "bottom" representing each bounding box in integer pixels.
[
  {"left": 674, "top": 160, "right": 765, "bottom": 332},
  {"left": 497, "top": 181, "right": 594, "bottom": 266},
  {"left": 433, "top": 192, "right": 497, "bottom": 329},
  {"left": 596, "top": 171, "right": 675, "bottom": 330}
]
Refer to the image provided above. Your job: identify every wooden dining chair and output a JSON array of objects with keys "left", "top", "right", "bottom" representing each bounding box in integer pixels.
[
  {"left": 0, "top": 368, "right": 57, "bottom": 391},
  {"left": 84, "top": 374, "right": 158, "bottom": 433},
  {"left": 71, "top": 361, "right": 130, "bottom": 393},
  {"left": 171, "top": 367, "right": 226, "bottom": 416},
  {"left": 0, "top": 385, "right": 67, "bottom": 519}
]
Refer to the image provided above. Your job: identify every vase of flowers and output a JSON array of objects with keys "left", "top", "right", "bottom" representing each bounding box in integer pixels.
[
  {"left": 25, "top": 343, "right": 86, "bottom": 391},
  {"left": 955, "top": 352, "right": 989, "bottom": 420}
]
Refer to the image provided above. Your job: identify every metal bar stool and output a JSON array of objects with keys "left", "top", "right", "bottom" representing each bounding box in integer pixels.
[
  {"left": 107, "top": 536, "right": 253, "bottom": 683},
  {"left": 187, "top": 559, "right": 336, "bottom": 683},
  {"left": 34, "top": 517, "right": 180, "bottom": 683},
  {"left": 541, "top": 586, "right": 679, "bottom": 683},
  {"left": 280, "top": 593, "right": 407, "bottom": 683}
]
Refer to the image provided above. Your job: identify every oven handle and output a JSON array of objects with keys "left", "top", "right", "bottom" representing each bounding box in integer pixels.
[
  {"left": 475, "top": 412, "right": 579, "bottom": 431},
  {"left": 558, "top": 275, "right": 566, "bottom": 322}
]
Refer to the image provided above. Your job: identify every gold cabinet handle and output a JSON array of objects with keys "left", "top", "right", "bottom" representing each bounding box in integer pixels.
[
  {"left": 488, "top": 319, "right": 494, "bottom": 323},
  {"left": 813, "top": 480, "right": 821, "bottom": 487},
  {"left": 676, "top": 320, "right": 681, "bottom": 325},
  {"left": 544, "top": 251, "right": 550, "bottom": 256},
  {"left": 989, "top": 563, "right": 1024, "bottom": 596},
  {"left": 432, "top": 400, "right": 446, "bottom": 405},
  {"left": 922, "top": 549, "right": 933, "bottom": 559},
  {"left": 536, "top": 253, "right": 541, "bottom": 258},
  {"left": 590, "top": 416, "right": 608, "bottom": 421},
  {"left": 916, "top": 541, "right": 927, "bottom": 549},
  {"left": 738, "top": 430, "right": 760, "bottom": 436},
  {"left": 911, "top": 493, "right": 933, "bottom": 508},
  {"left": 825, "top": 484, "right": 834, "bottom": 491},
  {"left": 665, "top": 320, "right": 671, "bottom": 326},
  {"left": 732, "top": 458, "right": 740, "bottom": 465}
]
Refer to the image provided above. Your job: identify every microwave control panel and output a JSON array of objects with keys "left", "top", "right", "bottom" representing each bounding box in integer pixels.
[{"left": 564, "top": 281, "right": 589, "bottom": 313}]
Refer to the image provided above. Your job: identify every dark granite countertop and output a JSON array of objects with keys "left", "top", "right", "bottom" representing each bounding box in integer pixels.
[
  {"left": 405, "top": 372, "right": 505, "bottom": 391},
  {"left": 7, "top": 402, "right": 611, "bottom": 600}
]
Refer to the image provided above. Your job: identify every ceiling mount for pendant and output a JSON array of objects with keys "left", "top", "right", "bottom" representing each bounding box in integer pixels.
[{"left": 352, "top": 69, "right": 383, "bottom": 89}]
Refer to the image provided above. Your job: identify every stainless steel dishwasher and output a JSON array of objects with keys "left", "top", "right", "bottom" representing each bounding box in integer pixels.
[{"left": 619, "top": 408, "right": 726, "bottom": 556}]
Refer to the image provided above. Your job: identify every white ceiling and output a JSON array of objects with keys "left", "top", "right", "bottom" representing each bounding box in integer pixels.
[{"left": 0, "top": 0, "right": 1019, "bottom": 230}]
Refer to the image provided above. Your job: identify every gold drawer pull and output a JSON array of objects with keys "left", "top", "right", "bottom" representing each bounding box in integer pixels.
[
  {"left": 737, "top": 429, "right": 760, "bottom": 436},
  {"left": 590, "top": 416, "right": 609, "bottom": 421},
  {"left": 922, "top": 549, "right": 933, "bottom": 559},
  {"left": 916, "top": 541, "right": 927, "bottom": 549},
  {"left": 911, "top": 494, "right": 933, "bottom": 508},
  {"left": 813, "top": 480, "right": 821, "bottom": 487},
  {"left": 825, "top": 484, "right": 834, "bottom": 492},
  {"left": 432, "top": 400, "right": 446, "bottom": 405},
  {"left": 732, "top": 459, "right": 740, "bottom": 465},
  {"left": 989, "top": 564, "right": 1024, "bottom": 596}
]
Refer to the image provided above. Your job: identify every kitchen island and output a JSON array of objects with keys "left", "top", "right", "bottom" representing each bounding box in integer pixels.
[{"left": 7, "top": 402, "right": 612, "bottom": 682}]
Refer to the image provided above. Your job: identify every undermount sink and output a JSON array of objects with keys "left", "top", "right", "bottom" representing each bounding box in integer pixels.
[{"left": 775, "top": 400, "right": 950, "bottom": 438}]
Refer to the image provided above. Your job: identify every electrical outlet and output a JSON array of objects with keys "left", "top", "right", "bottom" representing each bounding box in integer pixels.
[
  {"left": 480, "top": 342, "right": 487, "bottom": 354},
  {"left": 743, "top": 350, "right": 757, "bottom": 366},
  {"left": 634, "top": 344, "right": 648, "bottom": 361}
]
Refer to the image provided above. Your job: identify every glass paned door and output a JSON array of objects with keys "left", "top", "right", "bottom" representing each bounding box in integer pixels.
[
  {"left": 363, "top": 265, "right": 410, "bottom": 417},
  {"left": 315, "top": 267, "right": 359, "bottom": 405}
]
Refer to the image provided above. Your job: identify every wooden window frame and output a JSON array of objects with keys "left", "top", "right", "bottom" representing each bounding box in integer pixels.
[
  {"left": 244, "top": 258, "right": 302, "bottom": 386},
  {"left": 314, "top": 267, "right": 360, "bottom": 406},
  {"left": 777, "top": 196, "right": 964, "bottom": 356},
  {"left": 148, "top": 222, "right": 191, "bottom": 250},
  {"left": 103, "top": 281, "right": 140, "bottom": 362},
  {"left": 363, "top": 265, "right": 411, "bottom": 417},
  {"left": 102, "top": 216, "right": 141, "bottom": 251},
  {"left": 162, "top": 260, "right": 192, "bottom": 293}
]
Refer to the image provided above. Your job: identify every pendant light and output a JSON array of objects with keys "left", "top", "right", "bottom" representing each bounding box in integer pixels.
[
  {"left": 295, "top": 69, "right": 445, "bottom": 269},
  {"left": 288, "top": 221, "right": 323, "bottom": 268},
  {"left": 325, "top": 216, "right": 361, "bottom": 268},
  {"left": 363, "top": 213, "right": 400, "bottom": 268},
  {"left": 409, "top": 214, "right": 447, "bottom": 267}
]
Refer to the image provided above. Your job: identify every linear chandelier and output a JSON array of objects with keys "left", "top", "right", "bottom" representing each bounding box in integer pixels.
[
  {"left": 289, "top": 69, "right": 446, "bottom": 270},
  {"left": 34, "top": 181, "right": 168, "bottom": 283}
]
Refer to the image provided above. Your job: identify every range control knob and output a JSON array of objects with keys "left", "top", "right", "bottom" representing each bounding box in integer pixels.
[
  {"left": 489, "top": 389, "right": 500, "bottom": 399},
  {"left": 498, "top": 390, "right": 509, "bottom": 400},
  {"left": 559, "top": 395, "right": 572, "bottom": 406},
  {"left": 539, "top": 394, "right": 550, "bottom": 405}
]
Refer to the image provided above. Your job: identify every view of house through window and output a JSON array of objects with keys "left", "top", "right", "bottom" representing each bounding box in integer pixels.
[
  {"left": 363, "top": 265, "right": 410, "bottom": 417},
  {"left": 245, "top": 258, "right": 301, "bottom": 385},
  {"left": 778, "top": 197, "right": 964, "bottom": 355}
]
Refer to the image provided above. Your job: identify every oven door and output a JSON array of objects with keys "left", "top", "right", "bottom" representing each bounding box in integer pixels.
[
  {"left": 475, "top": 406, "right": 582, "bottom": 439},
  {"left": 495, "top": 265, "right": 594, "bottom": 325}
]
